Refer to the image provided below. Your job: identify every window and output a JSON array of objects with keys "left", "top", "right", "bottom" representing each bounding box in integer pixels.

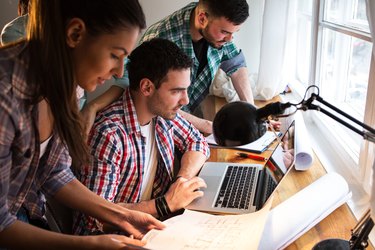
[
  {"left": 318, "top": 0, "right": 372, "bottom": 161},
  {"left": 254, "top": 0, "right": 375, "bottom": 241},
  {"left": 293, "top": 0, "right": 373, "bottom": 176}
]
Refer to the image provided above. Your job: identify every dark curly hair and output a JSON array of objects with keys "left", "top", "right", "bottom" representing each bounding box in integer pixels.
[
  {"left": 200, "top": 0, "right": 249, "bottom": 25},
  {"left": 127, "top": 38, "right": 192, "bottom": 90}
]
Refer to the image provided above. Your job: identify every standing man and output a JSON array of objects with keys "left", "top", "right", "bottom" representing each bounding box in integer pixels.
[
  {"left": 73, "top": 38, "right": 210, "bottom": 235},
  {"left": 82, "top": 0, "right": 254, "bottom": 135}
]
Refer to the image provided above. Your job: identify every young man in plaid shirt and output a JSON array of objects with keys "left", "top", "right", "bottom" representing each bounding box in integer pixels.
[
  {"left": 82, "top": 0, "right": 254, "bottom": 135},
  {"left": 73, "top": 38, "right": 210, "bottom": 235}
]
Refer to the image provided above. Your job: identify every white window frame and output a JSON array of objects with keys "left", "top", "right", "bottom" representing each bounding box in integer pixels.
[{"left": 290, "top": 0, "right": 375, "bottom": 221}]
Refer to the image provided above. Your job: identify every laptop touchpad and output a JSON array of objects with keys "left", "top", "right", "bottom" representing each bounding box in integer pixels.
[{"left": 201, "top": 176, "right": 222, "bottom": 192}]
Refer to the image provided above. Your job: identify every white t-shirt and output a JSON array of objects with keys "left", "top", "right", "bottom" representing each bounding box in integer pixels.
[
  {"left": 140, "top": 120, "right": 158, "bottom": 201},
  {"left": 39, "top": 136, "right": 52, "bottom": 159}
]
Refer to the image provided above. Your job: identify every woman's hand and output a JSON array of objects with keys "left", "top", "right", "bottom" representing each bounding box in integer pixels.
[
  {"left": 115, "top": 208, "right": 166, "bottom": 239},
  {"left": 268, "top": 119, "right": 281, "bottom": 131},
  {"left": 87, "top": 234, "right": 146, "bottom": 249}
]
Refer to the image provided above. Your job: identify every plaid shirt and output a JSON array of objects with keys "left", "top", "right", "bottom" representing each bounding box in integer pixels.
[
  {"left": 73, "top": 88, "right": 209, "bottom": 235},
  {"left": 140, "top": 2, "right": 242, "bottom": 112},
  {"left": 0, "top": 43, "right": 75, "bottom": 232}
]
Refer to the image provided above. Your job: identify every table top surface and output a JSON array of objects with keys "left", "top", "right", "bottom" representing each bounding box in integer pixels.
[
  {"left": 201, "top": 95, "right": 374, "bottom": 249},
  {"left": 208, "top": 146, "right": 360, "bottom": 249}
]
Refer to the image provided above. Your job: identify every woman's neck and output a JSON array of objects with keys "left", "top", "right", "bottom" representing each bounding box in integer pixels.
[{"left": 38, "top": 99, "right": 54, "bottom": 142}]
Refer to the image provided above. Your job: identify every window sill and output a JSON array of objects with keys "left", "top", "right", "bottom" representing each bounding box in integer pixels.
[{"left": 280, "top": 90, "right": 374, "bottom": 243}]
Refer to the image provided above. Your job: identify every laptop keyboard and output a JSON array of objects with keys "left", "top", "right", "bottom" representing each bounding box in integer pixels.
[
  {"left": 265, "top": 173, "right": 277, "bottom": 200},
  {"left": 214, "top": 165, "right": 257, "bottom": 209}
]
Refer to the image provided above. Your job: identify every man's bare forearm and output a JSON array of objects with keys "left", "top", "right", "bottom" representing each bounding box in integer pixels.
[
  {"left": 230, "top": 67, "right": 254, "bottom": 104},
  {"left": 177, "top": 110, "right": 212, "bottom": 134}
]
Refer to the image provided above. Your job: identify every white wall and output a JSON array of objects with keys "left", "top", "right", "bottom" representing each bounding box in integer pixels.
[
  {"left": 89, "top": 0, "right": 263, "bottom": 101},
  {"left": 0, "top": 0, "right": 263, "bottom": 100},
  {"left": 235, "top": 0, "right": 263, "bottom": 75},
  {"left": 141, "top": 0, "right": 264, "bottom": 75},
  {"left": 140, "top": 0, "right": 262, "bottom": 75},
  {"left": 139, "top": 0, "right": 189, "bottom": 27},
  {"left": 0, "top": 0, "right": 18, "bottom": 30}
]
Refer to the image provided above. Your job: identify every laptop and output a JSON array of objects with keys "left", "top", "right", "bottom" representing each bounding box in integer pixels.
[{"left": 187, "top": 120, "right": 296, "bottom": 215}]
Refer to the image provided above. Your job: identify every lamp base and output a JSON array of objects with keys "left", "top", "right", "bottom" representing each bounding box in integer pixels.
[{"left": 312, "top": 238, "right": 350, "bottom": 250}]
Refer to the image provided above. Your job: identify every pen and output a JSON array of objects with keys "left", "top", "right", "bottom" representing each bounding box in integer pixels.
[
  {"left": 236, "top": 152, "right": 268, "bottom": 161},
  {"left": 266, "top": 158, "right": 277, "bottom": 171}
]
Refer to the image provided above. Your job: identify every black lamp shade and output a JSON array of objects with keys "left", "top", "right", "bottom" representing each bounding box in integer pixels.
[{"left": 213, "top": 101, "right": 267, "bottom": 146}]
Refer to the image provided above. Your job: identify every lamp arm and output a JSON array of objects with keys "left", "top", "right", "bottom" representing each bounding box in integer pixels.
[
  {"left": 350, "top": 213, "right": 374, "bottom": 249},
  {"left": 302, "top": 93, "right": 375, "bottom": 143},
  {"left": 300, "top": 91, "right": 375, "bottom": 249}
]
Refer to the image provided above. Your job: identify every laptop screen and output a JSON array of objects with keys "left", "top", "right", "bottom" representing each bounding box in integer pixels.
[
  {"left": 187, "top": 119, "right": 296, "bottom": 214},
  {"left": 256, "top": 120, "right": 296, "bottom": 209}
]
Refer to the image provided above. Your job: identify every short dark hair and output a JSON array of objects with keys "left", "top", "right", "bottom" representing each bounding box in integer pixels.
[
  {"left": 127, "top": 38, "right": 192, "bottom": 90},
  {"left": 200, "top": 0, "right": 249, "bottom": 25}
]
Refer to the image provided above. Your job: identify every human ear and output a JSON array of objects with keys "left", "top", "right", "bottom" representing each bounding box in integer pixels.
[
  {"left": 197, "top": 10, "right": 209, "bottom": 26},
  {"left": 140, "top": 79, "right": 155, "bottom": 96},
  {"left": 66, "top": 18, "right": 86, "bottom": 48}
]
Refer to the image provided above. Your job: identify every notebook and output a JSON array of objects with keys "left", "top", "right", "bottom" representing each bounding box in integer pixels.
[
  {"left": 206, "top": 130, "right": 282, "bottom": 154},
  {"left": 187, "top": 120, "right": 296, "bottom": 215}
]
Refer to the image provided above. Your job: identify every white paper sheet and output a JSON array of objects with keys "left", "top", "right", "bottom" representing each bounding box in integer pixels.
[
  {"left": 206, "top": 131, "right": 281, "bottom": 154},
  {"left": 258, "top": 173, "right": 351, "bottom": 250},
  {"left": 143, "top": 199, "right": 273, "bottom": 250},
  {"left": 142, "top": 173, "right": 350, "bottom": 250}
]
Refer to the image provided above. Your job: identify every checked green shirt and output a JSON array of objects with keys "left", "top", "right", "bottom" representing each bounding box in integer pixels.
[{"left": 116, "top": 2, "right": 244, "bottom": 113}]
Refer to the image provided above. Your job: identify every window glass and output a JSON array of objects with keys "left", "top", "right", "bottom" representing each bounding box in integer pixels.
[
  {"left": 314, "top": 0, "right": 372, "bottom": 158},
  {"left": 324, "top": 0, "right": 370, "bottom": 33},
  {"left": 290, "top": 0, "right": 373, "bottom": 164},
  {"left": 319, "top": 28, "right": 371, "bottom": 120}
]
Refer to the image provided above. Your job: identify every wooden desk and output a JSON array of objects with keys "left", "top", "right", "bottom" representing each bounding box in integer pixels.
[
  {"left": 201, "top": 95, "right": 373, "bottom": 249},
  {"left": 208, "top": 147, "right": 359, "bottom": 249}
]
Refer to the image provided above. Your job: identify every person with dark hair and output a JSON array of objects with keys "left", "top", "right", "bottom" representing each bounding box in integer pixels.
[
  {"left": 0, "top": 0, "right": 30, "bottom": 45},
  {"left": 0, "top": 0, "right": 164, "bottom": 249},
  {"left": 81, "top": 0, "right": 254, "bottom": 135},
  {"left": 73, "top": 38, "right": 209, "bottom": 235}
]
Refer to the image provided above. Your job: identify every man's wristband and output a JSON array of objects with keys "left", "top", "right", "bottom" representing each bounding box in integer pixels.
[{"left": 155, "top": 196, "right": 172, "bottom": 218}]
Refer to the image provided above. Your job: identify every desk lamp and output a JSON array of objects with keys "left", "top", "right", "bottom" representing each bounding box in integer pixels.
[{"left": 212, "top": 85, "right": 375, "bottom": 249}]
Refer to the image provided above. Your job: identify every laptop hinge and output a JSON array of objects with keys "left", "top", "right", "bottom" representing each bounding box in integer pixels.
[{"left": 253, "top": 169, "right": 265, "bottom": 210}]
